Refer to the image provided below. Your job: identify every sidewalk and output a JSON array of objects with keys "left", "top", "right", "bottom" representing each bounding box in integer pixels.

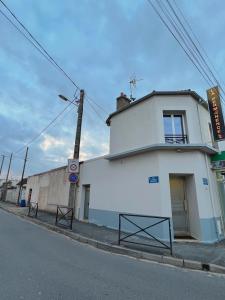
[{"left": 1, "top": 201, "right": 225, "bottom": 273}]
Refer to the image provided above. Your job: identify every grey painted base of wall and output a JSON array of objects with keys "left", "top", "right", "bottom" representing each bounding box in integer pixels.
[
  {"left": 89, "top": 208, "right": 172, "bottom": 242},
  {"left": 199, "top": 217, "right": 223, "bottom": 243},
  {"left": 89, "top": 208, "right": 223, "bottom": 243}
]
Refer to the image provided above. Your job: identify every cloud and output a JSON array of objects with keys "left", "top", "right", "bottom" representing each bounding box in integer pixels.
[
  {"left": 1, "top": 0, "right": 225, "bottom": 178},
  {"left": 63, "top": 129, "right": 109, "bottom": 161},
  {"left": 79, "top": 130, "right": 109, "bottom": 161},
  {"left": 39, "top": 134, "right": 65, "bottom": 151}
]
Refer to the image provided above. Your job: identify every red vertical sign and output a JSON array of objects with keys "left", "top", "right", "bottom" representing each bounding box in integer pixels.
[{"left": 207, "top": 86, "right": 225, "bottom": 141}]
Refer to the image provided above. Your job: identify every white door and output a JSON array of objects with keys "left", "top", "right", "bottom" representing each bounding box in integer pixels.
[{"left": 170, "top": 176, "right": 189, "bottom": 235}]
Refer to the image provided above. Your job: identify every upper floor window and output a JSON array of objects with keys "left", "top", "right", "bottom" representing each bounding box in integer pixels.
[{"left": 163, "top": 113, "right": 187, "bottom": 144}]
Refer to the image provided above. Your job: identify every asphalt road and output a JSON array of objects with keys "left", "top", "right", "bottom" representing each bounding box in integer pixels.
[{"left": 0, "top": 209, "right": 225, "bottom": 300}]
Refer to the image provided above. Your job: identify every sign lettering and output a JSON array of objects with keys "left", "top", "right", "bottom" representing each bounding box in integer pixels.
[
  {"left": 207, "top": 86, "right": 225, "bottom": 141},
  {"left": 148, "top": 176, "right": 159, "bottom": 184}
]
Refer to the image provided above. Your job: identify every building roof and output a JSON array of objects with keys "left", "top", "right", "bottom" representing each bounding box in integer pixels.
[
  {"left": 106, "top": 90, "right": 208, "bottom": 125},
  {"left": 16, "top": 178, "right": 27, "bottom": 186},
  {"left": 28, "top": 165, "right": 67, "bottom": 178}
]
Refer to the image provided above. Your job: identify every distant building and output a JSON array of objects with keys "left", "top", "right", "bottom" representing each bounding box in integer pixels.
[
  {"left": 0, "top": 179, "right": 19, "bottom": 202},
  {"left": 26, "top": 90, "right": 225, "bottom": 243}
]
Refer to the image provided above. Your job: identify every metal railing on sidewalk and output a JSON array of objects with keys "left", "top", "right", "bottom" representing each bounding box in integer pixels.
[
  {"left": 118, "top": 213, "right": 173, "bottom": 255},
  {"left": 27, "top": 202, "right": 38, "bottom": 218},
  {"left": 55, "top": 205, "right": 74, "bottom": 230}
]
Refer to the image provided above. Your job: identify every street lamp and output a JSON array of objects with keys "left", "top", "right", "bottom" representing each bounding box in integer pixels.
[
  {"left": 58, "top": 94, "right": 69, "bottom": 101},
  {"left": 58, "top": 94, "right": 79, "bottom": 106}
]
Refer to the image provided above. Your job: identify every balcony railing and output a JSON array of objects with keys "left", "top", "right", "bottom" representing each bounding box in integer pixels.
[{"left": 165, "top": 134, "right": 188, "bottom": 144}]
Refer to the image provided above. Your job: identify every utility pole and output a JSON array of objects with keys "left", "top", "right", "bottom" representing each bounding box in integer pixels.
[
  {"left": 0, "top": 155, "right": 5, "bottom": 176},
  {"left": 17, "top": 147, "right": 29, "bottom": 205},
  {"left": 68, "top": 89, "right": 85, "bottom": 212},
  {"left": 3, "top": 153, "right": 12, "bottom": 202}
]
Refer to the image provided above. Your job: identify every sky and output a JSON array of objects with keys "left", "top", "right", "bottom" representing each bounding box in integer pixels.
[{"left": 0, "top": 0, "right": 225, "bottom": 180}]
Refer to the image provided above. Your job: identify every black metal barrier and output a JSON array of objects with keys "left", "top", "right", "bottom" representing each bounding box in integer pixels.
[
  {"left": 27, "top": 202, "right": 38, "bottom": 218},
  {"left": 55, "top": 205, "right": 74, "bottom": 230},
  {"left": 118, "top": 214, "right": 173, "bottom": 255}
]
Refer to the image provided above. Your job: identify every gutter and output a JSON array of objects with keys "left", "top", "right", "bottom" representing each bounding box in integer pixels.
[{"left": 1, "top": 204, "right": 225, "bottom": 275}]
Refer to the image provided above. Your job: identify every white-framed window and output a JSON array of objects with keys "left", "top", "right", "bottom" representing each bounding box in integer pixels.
[{"left": 163, "top": 113, "right": 187, "bottom": 144}]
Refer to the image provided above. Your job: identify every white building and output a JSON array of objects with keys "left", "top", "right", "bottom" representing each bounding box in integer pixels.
[
  {"left": 0, "top": 179, "right": 19, "bottom": 202},
  {"left": 26, "top": 90, "right": 225, "bottom": 243}
]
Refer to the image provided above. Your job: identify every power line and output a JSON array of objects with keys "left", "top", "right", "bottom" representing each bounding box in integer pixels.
[
  {"left": 0, "top": 152, "right": 27, "bottom": 161},
  {"left": 14, "top": 89, "right": 79, "bottom": 154},
  {"left": 0, "top": 6, "right": 84, "bottom": 155},
  {"left": 165, "top": 0, "right": 225, "bottom": 98},
  {"left": 172, "top": 0, "right": 225, "bottom": 89},
  {"left": 165, "top": 0, "right": 225, "bottom": 107},
  {"left": 146, "top": 0, "right": 212, "bottom": 87},
  {"left": 0, "top": 0, "right": 80, "bottom": 89},
  {"left": 0, "top": 0, "right": 108, "bottom": 117},
  {"left": 1, "top": 89, "right": 106, "bottom": 163},
  {"left": 86, "top": 94, "right": 108, "bottom": 115},
  {"left": 147, "top": 0, "right": 225, "bottom": 107},
  {"left": 0, "top": 8, "right": 60, "bottom": 73},
  {"left": 165, "top": 0, "right": 218, "bottom": 83},
  {"left": 0, "top": 105, "right": 75, "bottom": 163},
  {"left": 85, "top": 98, "right": 106, "bottom": 123},
  {"left": 0, "top": 0, "right": 109, "bottom": 156},
  {"left": 28, "top": 156, "right": 68, "bottom": 164},
  {"left": 155, "top": 0, "right": 215, "bottom": 87}
]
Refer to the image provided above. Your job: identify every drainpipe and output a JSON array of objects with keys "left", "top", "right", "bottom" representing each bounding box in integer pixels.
[
  {"left": 197, "top": 101, "right": 219, "bottom": 240},
  {"left": 196, "top": 102, "right": 204, "bottom": 143},
  {"left": 204, "top": 153, "right": 220, "bottom": 241}
]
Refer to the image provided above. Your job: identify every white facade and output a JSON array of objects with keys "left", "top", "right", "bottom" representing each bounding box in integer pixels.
[
  {"left": 26, "top": 166, "right": 69, "bottom": 213},
  {"left": 26, "top": 90, "right": 224, "bottom": 243},
  {"left": 109, "top": 94, "right": 213, "bottom": 154},
  {"left": 0, "top": 179, "right": 20, "bottom": 203}
]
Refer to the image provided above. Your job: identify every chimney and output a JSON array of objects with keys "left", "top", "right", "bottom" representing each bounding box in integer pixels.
[{"left": 116, "top": 92, "right": 131, "bottom": 111}]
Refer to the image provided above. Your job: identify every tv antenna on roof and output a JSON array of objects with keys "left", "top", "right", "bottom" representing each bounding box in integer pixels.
[{"left": 129, "top": 75, "right": 143, "bottom": 101}]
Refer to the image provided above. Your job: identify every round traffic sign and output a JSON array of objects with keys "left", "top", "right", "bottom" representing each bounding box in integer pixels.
[
  {"left": 69, "top": 173, "right": 79, "bottom": 183},
  {"left": 70, "top": 163, "right": 78, "bottom": 172}
]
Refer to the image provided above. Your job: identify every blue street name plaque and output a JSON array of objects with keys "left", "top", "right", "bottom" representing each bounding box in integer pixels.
[
  {"left": 202, "top": 178, "right": 208, "bottom": 185},
  {"left": 148, "top": 176, "right": 159, "bottom": 184}
]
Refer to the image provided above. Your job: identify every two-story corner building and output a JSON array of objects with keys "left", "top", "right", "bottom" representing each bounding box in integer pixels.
[
  {"left": 76, "top": 90, "right": 224, "bottom": 243},
  {"left": 26, "top": 90, "right": 224, "bottom": 243}
]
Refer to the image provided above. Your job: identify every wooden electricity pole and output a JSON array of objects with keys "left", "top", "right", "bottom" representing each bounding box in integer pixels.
[
  {"left": 3, "top": 153, "right": 13, "bottom": 201},
  {"left": 68, "top": 89, "right": 85, "bottom": 212},
  {"left": 17, "top": 147, "right": 29, "bottom": 205},
  {"left": 0, "top": 155, "right": 5, "bottom": 176}
]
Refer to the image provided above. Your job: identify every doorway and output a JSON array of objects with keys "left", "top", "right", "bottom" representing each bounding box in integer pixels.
[
  {"left": 170, "top": 175, "right": 189, "bottom": 237},
  {"left": 27, "top": 188, "right": 32, "bottom": 206},
  {"left": 83, "top": 185, "right": 90, "bottom": 220}
]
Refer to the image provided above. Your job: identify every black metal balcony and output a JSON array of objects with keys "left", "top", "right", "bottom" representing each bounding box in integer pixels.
[{"left": 165, "top": 134, "right": 188, "bottom": 144}]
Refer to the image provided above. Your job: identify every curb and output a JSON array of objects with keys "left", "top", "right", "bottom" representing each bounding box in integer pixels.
[{"left": 1, "top": 205, "right": 225, "bottom": 275}]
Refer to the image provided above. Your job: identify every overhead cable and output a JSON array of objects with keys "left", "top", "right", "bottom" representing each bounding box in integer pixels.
[
  {"left": 165, "top": 0, "right": 225, "bottom": 98},
  {"left": 146, "top": 0, "right": 212, "bottom": 87},
  {"left": 147, "top": 0, "right": 225, "bottom": 106},
  {"left": 0, "top": 0, "right": 108, "bottom": 116},
  {"left": 15, "top": 89, "right": 79, "bottom": 154}
]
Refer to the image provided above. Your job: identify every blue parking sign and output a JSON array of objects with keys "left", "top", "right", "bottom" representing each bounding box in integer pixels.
[{"left": 69, "top": 173, "right": 79, "bottom": 183}]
